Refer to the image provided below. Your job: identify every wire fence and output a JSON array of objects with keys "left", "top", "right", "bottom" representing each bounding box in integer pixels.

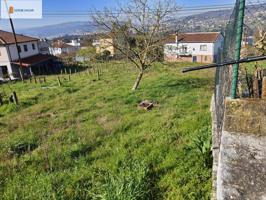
[{"left": 214, "top": 0, "right": 266, "bottom": 138}]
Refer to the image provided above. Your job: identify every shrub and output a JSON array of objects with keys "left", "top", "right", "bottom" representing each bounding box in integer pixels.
[{"left": 190, "top": 126, "right": 212, "bottom": 168}]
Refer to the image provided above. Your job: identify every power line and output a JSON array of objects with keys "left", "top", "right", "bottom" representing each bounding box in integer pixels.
[
  {"left": 40, "top": 2, "right": 265, "bottom": 15},
  {"left": 38, "top": 3, "right": 236, "bottom": 17},
  {"left": 35, "top": 2, "right": 266, "bottom": 18}
]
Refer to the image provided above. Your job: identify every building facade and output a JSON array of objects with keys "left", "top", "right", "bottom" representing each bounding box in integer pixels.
[
  {"left": 0, "top": 30, "right": 55, "bottom": 80},
  {"left": 50, "top": 40, "right": 79, "bottom": 56},
  {"left": 164, "top": 32, "right": 224, "bottom": 63},
  {"left": 92, "top": 38, "right": 115, "bottom": 56}
]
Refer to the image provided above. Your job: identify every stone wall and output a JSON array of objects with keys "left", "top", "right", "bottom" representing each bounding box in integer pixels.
[{"left": 212, "top": 98, "right": 266, "bottom": 199}]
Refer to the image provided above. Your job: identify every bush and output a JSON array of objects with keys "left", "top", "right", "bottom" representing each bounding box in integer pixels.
[
  {"left": 190, "top": 126, "right": 212, "bottom": 168},
  {"left": 96, "top": 50, "right": 111, "bottom": 61}
]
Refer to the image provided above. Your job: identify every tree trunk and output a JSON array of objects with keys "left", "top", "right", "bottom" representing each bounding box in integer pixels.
[{"left": 132, "top": 71, "right": 143, "bottom": 91}]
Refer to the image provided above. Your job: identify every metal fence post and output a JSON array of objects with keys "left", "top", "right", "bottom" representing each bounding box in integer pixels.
[{"left": 231, "top": 0, "right": 246, "bottom": 99}]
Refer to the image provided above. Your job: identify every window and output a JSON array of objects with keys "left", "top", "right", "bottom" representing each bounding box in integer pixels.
[
  {"left": 32, "top": 43, "right": 36, "bottom": 50},
  {"left": 200, "top": 45, "right": 207, "bottom": 51},
  {"left": 0, "top": 66, "right": 8, "bottom": 78},
  {"left": 166, "top": 45, "right": 173, "bottom": 51},
  {"left": 205, "top": 56, "right": 208, "bottom": 61},
  {"left": 18, "top": 45, "right": 21, "bottom": 53},
  {"left": 181, "top": 45, "right": 188, "bottom": 53},
  {"left": 23, "top": 45, "right": 28, "bottom": 52}
]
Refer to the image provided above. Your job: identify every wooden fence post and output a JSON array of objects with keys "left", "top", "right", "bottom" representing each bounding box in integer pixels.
[
  {"left": 57, "top": 76, "right": 61, "bottom": 87},
  {"left": 12, "top": 91, "right": 18, "bottom": 105},
  {"left": 0, "top": 94, "right": 3, "bottom": 106},
  {"left": 97, "top": 67, "right": 100, "bottom": 80}
]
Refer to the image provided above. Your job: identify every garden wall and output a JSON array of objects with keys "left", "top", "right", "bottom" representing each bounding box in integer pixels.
[{"left": 212, "top": 98, "right": 266, "bottom": 199}]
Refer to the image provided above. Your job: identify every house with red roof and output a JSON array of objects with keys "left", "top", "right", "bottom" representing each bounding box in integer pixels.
[
  {"left": 164, "top": 32, "right": 224, "bottom": 63},
  {"left": 0, "top": 30, "right": 56, "bottom": 80}
]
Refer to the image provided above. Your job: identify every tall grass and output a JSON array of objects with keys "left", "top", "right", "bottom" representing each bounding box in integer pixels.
[{"left": 0, "top": 61, "right": 214, "bottom": 199}]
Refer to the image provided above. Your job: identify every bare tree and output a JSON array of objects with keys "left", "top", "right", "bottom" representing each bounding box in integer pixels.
[
  {"left": 254, "top": 28, "right": 266, "bottom": 56},
  {"left": 93, "top": 0, "right": 179, "bottom": 90}
]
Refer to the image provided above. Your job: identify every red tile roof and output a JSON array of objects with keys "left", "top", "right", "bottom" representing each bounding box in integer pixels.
[
  {"left": 166, "top": 32, "right": 222, "bottom": 43},
  {"left": 0, "top": 30, "right": 38, "bottom": 45},
  {"left": 11, "top": 54, "right": 56, "bottom": 67}
]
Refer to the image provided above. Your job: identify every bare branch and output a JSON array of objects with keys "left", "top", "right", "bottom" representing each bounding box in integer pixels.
[{"left": 92, "top": 0, "right": 180, "bottom": 89}]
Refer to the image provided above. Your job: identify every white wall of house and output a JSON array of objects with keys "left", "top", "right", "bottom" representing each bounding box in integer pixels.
[
  {"left": 8, "top": 41, "right": 39, "bottom": 61},
  {"left": 67, "top": 40, "right": 81, "bottom": 47},
  {"left": 0, "top": 41, "right": 40, "bottom": 79},
  {"left": 164, "top": 34, "right": 224, "bottom": 63},
  {"left": 165, "top": 43, "right": 215, "bottom": 56},
  {"left": 51, "top": 47, "right": 62, "bottom": 55},
  {"left": 0, "top": 46, "right": 13, "bottom": 79},
  {"left": 51, "top": 46, "right": 77, "bottom": 56}
]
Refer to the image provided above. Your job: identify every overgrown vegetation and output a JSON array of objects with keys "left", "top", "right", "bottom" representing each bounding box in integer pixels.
[{"left": 0, "top": 61, "right": 214, "bottom": 199}]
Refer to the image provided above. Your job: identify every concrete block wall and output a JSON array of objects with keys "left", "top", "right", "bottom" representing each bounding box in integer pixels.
[{"left": 212, "top": 98, "right": 266, "bottom": 199}]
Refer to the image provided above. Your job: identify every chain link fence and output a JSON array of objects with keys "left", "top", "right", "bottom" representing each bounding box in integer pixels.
[{"left": 214, "top": 0, "right": 266, "bottom": 135}]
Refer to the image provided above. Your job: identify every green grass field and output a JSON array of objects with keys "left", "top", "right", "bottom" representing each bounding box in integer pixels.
[{"left": 0, "top": 61, "right": 214, "bottom": 200}]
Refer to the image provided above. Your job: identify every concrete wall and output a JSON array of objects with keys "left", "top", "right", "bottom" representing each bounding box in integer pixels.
[
  {"left": 164, "top": 54, "right": 214, "bottom": 63},
  {"left": 164, "top": 54, "right": 193, "bottom": 62},
  {"left": 212, "top": 98, "right": 266, "bottom": 199}
]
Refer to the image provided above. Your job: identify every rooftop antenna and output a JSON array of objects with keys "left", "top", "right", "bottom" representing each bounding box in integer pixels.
[{"left": 4, "top": 0, "right": 24, "bottom": 82}]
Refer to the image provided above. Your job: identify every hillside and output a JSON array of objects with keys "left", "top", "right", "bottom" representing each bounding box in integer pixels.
[
  {"left": 0, "top": 62, "right": 214, "bottom": 199},
  {"left": 18, "top": 21, "right": 96, "bottom": 38},
  {"left": 16, "top": 3, "right": 266, "bottom": 38},
  {"left": 180, "top": 3, "right": 266, "bottom": 33}
]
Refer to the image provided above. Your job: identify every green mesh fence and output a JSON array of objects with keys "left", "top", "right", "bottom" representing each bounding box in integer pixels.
[
  {"left": 214, "top": 0, "right": 239, "bottom": 136},
  {"left": 215, "top": 0, "right": 266, "bottom": 138}
]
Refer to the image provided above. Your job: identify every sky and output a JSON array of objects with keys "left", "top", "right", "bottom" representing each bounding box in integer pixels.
[{"left": 0, "top": 0, "right": 236, "bottom": 30}]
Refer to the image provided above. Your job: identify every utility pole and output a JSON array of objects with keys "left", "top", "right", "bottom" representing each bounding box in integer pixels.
[
  {"left": 231, "top": 0, "right": 246, "bottom": 99},
  {"left": 4, "top": 0, "right": 24, "bottom": 82}
]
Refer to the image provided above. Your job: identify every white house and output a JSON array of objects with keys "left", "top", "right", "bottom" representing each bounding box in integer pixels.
[
  {"left": 67, "top": 39, "right": 81, "bottom": 48},
  {"left": 0, "top": 30, "right": 55, "bottom": 80},
  {"left": 164, "top": 32, "right": 224, "bottom": 63},
  {"left": 50, "top": 40, "right": 79, "bottom": 56}
]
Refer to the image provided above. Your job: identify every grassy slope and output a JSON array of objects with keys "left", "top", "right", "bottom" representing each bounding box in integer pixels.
[{"left": 0, "top": 62, "right": 214, "bottom": 200}]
